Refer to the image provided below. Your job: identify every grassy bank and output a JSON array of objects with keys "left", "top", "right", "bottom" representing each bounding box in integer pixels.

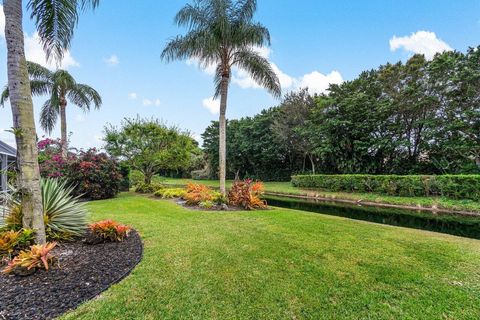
[
  {"left": 159, "top": 177, "right": 480, "bottom": 213},
  {"left": 62, "top": 193, "right": 480, "bottom": 319}
]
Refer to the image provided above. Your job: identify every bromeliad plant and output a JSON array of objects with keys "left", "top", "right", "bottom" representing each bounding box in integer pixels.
[
  {"left": 183, "top": 183, "right": 215, "bottom": 205},
  {"left": 88, "top": 220, "right": 131, "bottom": 242},
  {"left": 2, "top": 242, "right": 57, "bottom": 275},
  {"left": 0, "top": 229, "right": 35, "bottom": 258},
  {"left": 5, "top": 179, "right": 88, "bottom": 240},
  {"left": 228, "top": 179, "right": 267, "bottom": 210}
]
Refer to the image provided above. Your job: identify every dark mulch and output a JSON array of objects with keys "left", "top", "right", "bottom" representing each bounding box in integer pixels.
[
  {"left": 174, "top": 199, "right": 245, "bottom": 211},
  {"left": 0, "top": 231, "right": 143, "bottom": 320}
]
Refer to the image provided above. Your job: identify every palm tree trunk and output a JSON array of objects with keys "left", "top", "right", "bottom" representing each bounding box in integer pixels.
[
  {"left": 60, "top": 97, "right": 68, "bottom": 158},
  {"left": 219, "top": 75, "right": 229, "bottom": 195},
  {"left": 4, "top": 0, "right": 46, "bottom": 244}
]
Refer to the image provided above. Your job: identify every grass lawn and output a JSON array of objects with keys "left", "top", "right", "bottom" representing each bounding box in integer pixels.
[
  {"left": 62, "top": 193, "right": 480, "bottom": 319},
  {"left": 159, "top": 177, "right": 480, "bottom": 213}
]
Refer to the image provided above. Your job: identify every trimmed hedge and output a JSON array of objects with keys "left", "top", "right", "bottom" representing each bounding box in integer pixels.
[{"left": 291, "top": 174, "right": 480, "bottom": 201}]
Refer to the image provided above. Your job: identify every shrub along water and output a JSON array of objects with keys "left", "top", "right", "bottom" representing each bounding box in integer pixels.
[{"left": 291, "top": 174, "right": 480, "bottom": 201}]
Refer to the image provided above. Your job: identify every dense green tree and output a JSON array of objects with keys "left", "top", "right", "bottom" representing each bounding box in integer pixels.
[
  {"left": 104, "top": 118, "right": 198, "bottom": 185},
  {"left": 202, "top": 48, "right": 480, "bottom": 178},
  {"left": 162, "top": 0, "right": 281, "bottom": 195},
  {"left": 2, "top": 0, "right": 99, "bottom": 244},
  {"left": 1, "top": 61, "right": 102, "bottom": 158}
]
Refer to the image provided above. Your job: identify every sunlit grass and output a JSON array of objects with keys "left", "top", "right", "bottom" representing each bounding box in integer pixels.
[{"left": 62, "top": 193, "right": 480, "bottom": 319}]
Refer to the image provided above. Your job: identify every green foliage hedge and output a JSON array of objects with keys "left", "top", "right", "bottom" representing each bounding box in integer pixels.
[{"left": 291, "top": 175, "right": 480, "bottom": 201}]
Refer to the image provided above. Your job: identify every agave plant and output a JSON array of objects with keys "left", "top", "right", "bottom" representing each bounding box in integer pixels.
[{"left": 5, "top": 179, "right": 88, "bottom": 239}]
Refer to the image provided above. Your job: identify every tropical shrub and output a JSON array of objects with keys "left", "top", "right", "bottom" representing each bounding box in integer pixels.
[
  {"left": 0, "top": 229, "right": 35, "bottom": 258},
  {"left": 38, "top": 138, "right": 122, "bottom": 200},
  {"left": 199, "top": 200, "right": 214, "bottom": 209},
  {"left": 154, "top": 188, "right": 186, "bottom": 199},
  {"left": 88, "top": 220, "right": 131, "bottom": 242},
  {"left": 228, "top": 180, "right": 267, "bottom": 210},
  {"left": 135, "top": 183, "right": 164, "bottom": 194},
  {"left": 129, "top": 170, "right": 145, "bottom": 187},
  {"left": 2, "top": 242, "right": 57, "bottom": 275},
  {"left": 4, "top": 179, "right": 88, "bottom": 240},
  {"left": 291, "top": 174, "right": 480, "bottom": 201},
  {"left": 183, "top": 183, "right": 214, "bottom": 205}
]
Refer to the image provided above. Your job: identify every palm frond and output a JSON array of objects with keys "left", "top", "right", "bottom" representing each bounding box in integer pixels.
[
  {"left": 0, "top": 86, "right": 9, "bottom": 107},
  {"left": 30, "top": 80, "right": 52, "bottom": 96},
  {"left": 27, "top": 61, "right": 53, "bottom": 81},
  {"left": 231, "top": 22, "right": 270, "bottom": 47},
  {"left": 40, "top": 95, "right": 60, "bottom": 134},
  {"left": 27, "top": 0, "right": 99, "bottom": 64},
  {"left": 67, "top": 84, "right": 102, "bottom": 110},
  {"left": 233, "top": 0, "right": 256, "bottom": 23},
  {"left": 233, "top": 48, "right": 281, "bottom": 98},
  {"left": 27, "top": 0, "right": 78, "bottom": 63},
  {"left": 175, "top": 3, "right": 209, "bottom": 29},
  {"left": 161, "top": 30, "right": 220, "bottom": 64}
]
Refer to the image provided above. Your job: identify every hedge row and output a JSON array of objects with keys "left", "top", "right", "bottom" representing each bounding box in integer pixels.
[{"left": 291, "top": 174, "right": 480, "bottom": 201}]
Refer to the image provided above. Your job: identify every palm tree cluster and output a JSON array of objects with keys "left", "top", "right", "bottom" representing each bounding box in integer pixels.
[{"left": 3, "top": 0, "right": 279, "bottom": 243}]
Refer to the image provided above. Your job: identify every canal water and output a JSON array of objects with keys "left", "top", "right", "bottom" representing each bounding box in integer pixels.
[{"left": 264, "top": 195, "right": 480, "bottom": 239}]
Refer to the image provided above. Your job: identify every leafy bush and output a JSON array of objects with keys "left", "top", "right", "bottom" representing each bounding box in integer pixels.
[
  {"left": 5, "top": 179, "right": 88, "bottom": 240},
  {"left": 2, "top": 242, "right": 57, "bottom": 274},
  {"left": 0, "top": 229, "right": 35, "bottom": 258},
  {"left": 199, "top": 200, "right": 214, "bottom": 209},
  {"left": 88, "top": 220, "right": 131, "bottom": 242},
  {"left": 129, "top": 170, "right": 145, "bottom": 187},
  {"left": 183, "top": 183, "right": 214, "bottom": 205},
  {"left": 135, "top": 183, "right": 164, "bottom": 194},
  {"left": 228, "top": 180, "right": 267, "bottom": 210},
  {"left": 154, "top": 188, "right": 186, "bottom": 199},
  {"left": 291, "top": 174, "right": 480, "bottom": 200},
  {"left": 38, "top": 139, "right": 122, "bottom": 200}
]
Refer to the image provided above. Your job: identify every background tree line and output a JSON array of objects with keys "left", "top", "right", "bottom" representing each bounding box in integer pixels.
[{"left": 202, "top": 48, "right": 480, "bottom": 181}]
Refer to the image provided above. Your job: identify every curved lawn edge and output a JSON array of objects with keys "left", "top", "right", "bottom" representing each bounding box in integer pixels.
[{"left": 0, "top": 230, "right": 144, "bottom": 320}]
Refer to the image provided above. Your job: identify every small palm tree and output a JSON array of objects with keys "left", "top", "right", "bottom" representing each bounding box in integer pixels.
[
  {"left": 161, "top": 0, "right": 281, "bottom": 195},
  {"left": 3, "top": 0, "right": 99, "bottom": 244},
  {"left": 1, "top": 62, "right": 102, "bottom": 158}
]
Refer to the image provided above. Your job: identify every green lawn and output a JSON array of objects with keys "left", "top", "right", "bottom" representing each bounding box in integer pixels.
[
  {"left": 160, "top": 177, "right": 480, "bottom": 213},
  {"left": 62, "top": 193, "right": 480, "bottom": 319}
]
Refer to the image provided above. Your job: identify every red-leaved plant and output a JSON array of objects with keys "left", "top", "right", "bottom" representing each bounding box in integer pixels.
[
  {"left": 228, "top": 179, "right": 267, "bottom": 210},
  {"left": 88, "top": 220, "right": 131, "bottom": 242}
]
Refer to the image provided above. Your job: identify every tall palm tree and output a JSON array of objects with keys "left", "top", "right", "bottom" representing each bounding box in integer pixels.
[
  {"left": 162, "top": 0, "right": 281, "bottom": 195},
  {"left": 3, "top": 0, "right": 99, "bottom": 244},
  {"left": 1, "top": 62, "right": 102, "bottom": 158}
]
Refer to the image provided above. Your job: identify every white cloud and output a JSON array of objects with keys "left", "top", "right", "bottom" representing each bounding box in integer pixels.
[
  {"left": 298, "top": 70, "right": 343, "bottom": 95},
  {"left": 0, "top": 5, "right": 4, "bottom": 39},
  {"left": 389, "top": 30, "right": 452, "bottom": 60},
  {"left": 105, "top": 54, "right": 119, "bottom": 66},
  {"left": 128, "top": 92, "right": 137, "bottom": 100},
  {"left": 142, "top": 99, "right": 152, "bottom": 106},
  {"left": 154, "top": 99, "right": 161, "bottom": 106},
  {"left": 24, "top": 32, "right": 79, "bottom": 69},
  {"left": 202, "top": 97, "right": 220, "bottom": 114}
]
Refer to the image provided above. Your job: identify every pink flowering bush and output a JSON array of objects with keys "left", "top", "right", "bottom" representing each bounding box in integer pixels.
[{"left": 37, "top": 138, "right": 123, "bottom": 200}]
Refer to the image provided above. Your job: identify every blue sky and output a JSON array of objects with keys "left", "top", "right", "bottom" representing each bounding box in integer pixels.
[{"left": 1, "top": 0, "right": 479, "bottom": 149}]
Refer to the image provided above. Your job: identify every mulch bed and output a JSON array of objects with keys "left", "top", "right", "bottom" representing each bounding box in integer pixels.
[{"left": 0, "top": 231, "right": 143, "bottom": 320}]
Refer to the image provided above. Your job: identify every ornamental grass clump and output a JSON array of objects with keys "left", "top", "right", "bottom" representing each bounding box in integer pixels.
[
  {"left": 4, "top": 179, "right": 88, "bottom": 240},
  {"left": 228, "top": 179, "right": 267, "bottom": 210}
]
